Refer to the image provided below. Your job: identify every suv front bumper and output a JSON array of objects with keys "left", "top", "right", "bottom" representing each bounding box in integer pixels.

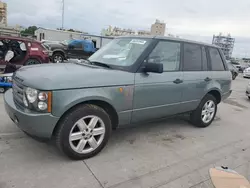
[{"left": 4, "top": 89, "right": 59, "bottom": 139}]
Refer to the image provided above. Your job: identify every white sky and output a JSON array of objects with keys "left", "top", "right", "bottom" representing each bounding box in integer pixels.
[{"left": 5, "top": 0, "right": 250, "bottom": 57}]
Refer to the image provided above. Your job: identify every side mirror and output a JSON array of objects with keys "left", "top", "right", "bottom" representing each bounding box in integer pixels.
[{"left": 143, "top": 63, "right": 163, "bottom": 73}]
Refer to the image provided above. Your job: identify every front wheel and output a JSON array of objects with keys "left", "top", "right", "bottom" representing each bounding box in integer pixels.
[
  {"left": 55, "top": 104, "right": 112, "bottom": 160},
  {"left": 190, "top": 94, "right": 217, "bottom": 128}
]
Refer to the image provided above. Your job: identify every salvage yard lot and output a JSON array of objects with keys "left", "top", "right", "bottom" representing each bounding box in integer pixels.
[{"left": 1, "top": 76, "right": 250, "bottom": 188}]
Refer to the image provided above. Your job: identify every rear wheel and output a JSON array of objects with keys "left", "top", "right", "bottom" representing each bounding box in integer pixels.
[
  {"left": 232, "top": 73, "right": 237, "bottom": 80},
  {"left": 52, "top": 53, "right": 64, "bottom": 63},
  {"left": 190, "top": 94, "right": 217, "bottom": 128},
  {"left": 25, "top": 59, "right": 41, "bottom": 65},
  {"left": 55, "top": 104, "right": 112, "bottom": 160}
]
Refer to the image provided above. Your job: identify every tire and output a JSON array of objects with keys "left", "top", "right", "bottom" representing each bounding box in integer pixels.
[
  {"left": 25, "top": 59, "right": 41, "bottom": 66},
  {"left": 0, "top": 87, "right": 5, "bottom": 93},
  {"left": 190, "top": 94, "right": 217, "bottom": 128},
  {"left": 52, "top": 53, "right": 64, "bottom": 63},
  {"left": 232, "top": 73, "right": 236, "bottom": 80},
  {"left": 55, "top": 104, "right": 112, "bottom": 160}
]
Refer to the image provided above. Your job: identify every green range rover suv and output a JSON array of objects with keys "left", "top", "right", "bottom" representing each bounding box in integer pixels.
[{"left": 4, "top": 36, "right": 232, "bottom": 160}]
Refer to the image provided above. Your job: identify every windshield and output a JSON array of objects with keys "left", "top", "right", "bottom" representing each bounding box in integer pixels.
[{"left": 88, "top": 38, "right": 151, "bottom": 67}]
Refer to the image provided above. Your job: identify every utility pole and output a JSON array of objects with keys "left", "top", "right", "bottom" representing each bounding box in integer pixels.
[{"left": 62, "top": 0, "right": 64, "bottom": 29}]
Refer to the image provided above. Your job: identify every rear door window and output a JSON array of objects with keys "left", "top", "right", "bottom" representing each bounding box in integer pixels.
[
  {"left": 208, "top": 48, "right": 225, "bottom": 71},
  {"left": 183, "top": 43, "right": 202, "bottom": 71}
]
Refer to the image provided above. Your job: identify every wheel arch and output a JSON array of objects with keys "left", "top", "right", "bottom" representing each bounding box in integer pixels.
[
  {"left": 52, "top": 99, "right": 119, "bottom": 137},
  {"left": 24, "top": 57, "right": 41, "bottom": 65},
  {"left": 52, "top": 50, "right": 66, "bottom": 59},
  {"left": 207, "top": 89, "right": 222, "bottom": 104}
]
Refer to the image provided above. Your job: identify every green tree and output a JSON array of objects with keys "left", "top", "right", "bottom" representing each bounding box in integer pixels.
[{"left": 20, "top": 26, "right": 38, "bottom": 36}]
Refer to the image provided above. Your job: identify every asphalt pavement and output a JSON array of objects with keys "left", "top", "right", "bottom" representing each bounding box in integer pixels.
[{"left": 1, "top": 75, "right": 250, "bottom": 188}]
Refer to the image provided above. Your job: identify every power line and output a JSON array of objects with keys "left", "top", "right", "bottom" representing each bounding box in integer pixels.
[{"left": 62, "top": 0, "right": 64, "bottom": 29}]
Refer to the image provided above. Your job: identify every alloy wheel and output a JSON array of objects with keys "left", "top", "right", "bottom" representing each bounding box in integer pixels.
[
  {"left": 69, "top": 115, "right": 106, "bottom": 154},
  {"left": 54, "top": 55, "right": 63, "bottom": 63},
  {"left": 201, "top": 100, "right": 215, "bottom": 123}
]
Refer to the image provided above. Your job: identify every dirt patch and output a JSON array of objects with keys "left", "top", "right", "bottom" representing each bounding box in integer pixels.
[
  {"left": 174, "top": 134, "right": 186, "bottom": 140},
  {"left": 234, "top": 108, "right": 243, "bottom": 112},
  {"left": 162, "top": 134, "right": 186, "bottom": 143},
  {"left": 162, "top": 137, "right": 174, "bottom": 143},
  {"left": 223, "top": 98, "right": 247, "bottom": 109},
  {"left": 128, "top": 138, "right": 136, "bottom": 145}
]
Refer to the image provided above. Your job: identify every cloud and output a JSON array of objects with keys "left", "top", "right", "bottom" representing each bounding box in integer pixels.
[{"left": 5, "top": 0, "right": 250, "bottom": 57}]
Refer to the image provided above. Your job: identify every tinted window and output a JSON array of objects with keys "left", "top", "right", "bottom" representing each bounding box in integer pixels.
[
  {"left": 209, "top": 48, "right": 225, "bottom": 71},
  {"left": 71, "top": 42, "right": 82, "bottom": 49},
  {"left": 148, "top": 41, "right": 180, "bottom": 71},
  {"left": 183, "top": 43, "right": 202, "bottom": 71},
  {"left": 202, "top": 47, "right": 208, "bottom": 71}
]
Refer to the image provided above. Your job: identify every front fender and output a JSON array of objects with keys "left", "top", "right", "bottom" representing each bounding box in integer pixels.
[{"left": 51, "top": 86, "right": 133, "bottom": 117}]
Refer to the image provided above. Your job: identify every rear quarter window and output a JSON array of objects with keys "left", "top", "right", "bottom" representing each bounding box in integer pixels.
[{"left": 208, "top": 47, "right": 225, "bottom": 71}]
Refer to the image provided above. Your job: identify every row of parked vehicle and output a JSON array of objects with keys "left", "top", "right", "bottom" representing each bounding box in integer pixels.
[
  {"left": 0, "top": 35, "right": 104, "bottom": 73},
  {"left": 0, "top": 35, "right": 105, "bottom": 92}
]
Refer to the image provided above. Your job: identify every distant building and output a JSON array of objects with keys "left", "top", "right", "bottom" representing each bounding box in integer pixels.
[
  {"left": 212, "top": 33, "right": 235, "bottom": 60},
  {"left": 112, "top": 27, "right": 136, "bottom": 36},
  {"left": 35, "top": 28, "right": 113, "bottom": 49},
  {"left": 101, "top": 25, "right": 136, "bottom": 36},
  {"left": 0, "top": 1, "right": 7, "bottom": 26},
  {"left": 35, "top": 28, "right": 88, "bottom": 41},
  {"left": 150, "top": 19, "right": 166, "bottom": 36},
  {"left": 0, "top": 25, "right": 21, "bottom": 37},
  {"left": 138, "top": 30, "right": 151, "bottom": 36}
]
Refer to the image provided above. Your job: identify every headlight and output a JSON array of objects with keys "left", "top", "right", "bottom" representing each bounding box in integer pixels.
[
  {"left": 38, "top": 92, "right": 48, "bottom": 101},
  {"left": 26, "top": 87, "right": 38, "bottom": 103},
  {"left": 24, "top": 88, "right": 52, "bottom": 112}
]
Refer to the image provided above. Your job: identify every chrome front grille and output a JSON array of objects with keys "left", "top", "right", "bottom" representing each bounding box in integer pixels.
[{"left": 12, "top": 77, "right": 24, "bottom": 106}]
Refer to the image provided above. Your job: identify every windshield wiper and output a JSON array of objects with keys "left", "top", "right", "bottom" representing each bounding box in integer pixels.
[
  {"left": 88, "top": 61, "right": 112, "bottom": 69},
  {"left": 75, "top": 59, "right": 112, "bottom": 69}
]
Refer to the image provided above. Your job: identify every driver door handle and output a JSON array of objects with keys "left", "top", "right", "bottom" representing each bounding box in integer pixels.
[
  {"left": 204, "top": 77, "right": 212, "bottom": 82},
  {"left": 173, "top": 78, "right": 183, "bottom": 84}
]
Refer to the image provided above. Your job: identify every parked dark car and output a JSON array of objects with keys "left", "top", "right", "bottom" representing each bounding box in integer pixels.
[
  {"left": 44, "top": 39, "right": 97, "bottom": 63},
  {"left": 0, "top": 36, "right": 50, "bottom": 72},
  {"left": 42, "top": 41, "right": 68, "bottom": 63},
  {"left": 227, "top": 62, "right": 238, "bottom": 80}
]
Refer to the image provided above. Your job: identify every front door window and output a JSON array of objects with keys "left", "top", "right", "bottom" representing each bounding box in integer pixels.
[{"left": 147, "top": 40, "right": 181, "bottom": 71}]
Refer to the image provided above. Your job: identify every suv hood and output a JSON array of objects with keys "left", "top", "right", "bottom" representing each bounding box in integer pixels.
[{"left": 14, "top": 63, "right": 134, "bottom": 90}]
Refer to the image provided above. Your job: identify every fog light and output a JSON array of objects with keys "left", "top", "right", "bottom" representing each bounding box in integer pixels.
[{"left": 38, "top": 102, "right": 48, "bottom": 110}]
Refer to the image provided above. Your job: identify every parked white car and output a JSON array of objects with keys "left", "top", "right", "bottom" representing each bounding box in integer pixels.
[{"left": 243, "top": 67, "right": 250, "bottom": 78}]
